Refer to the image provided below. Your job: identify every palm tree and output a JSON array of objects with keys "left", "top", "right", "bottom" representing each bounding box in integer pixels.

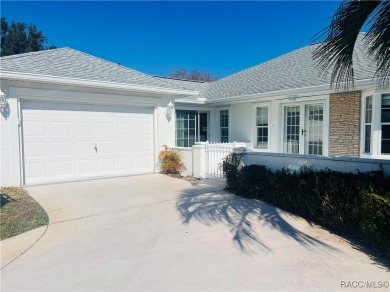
[{"left": 313, "top": 0, "right": 389, "bottom": 91}]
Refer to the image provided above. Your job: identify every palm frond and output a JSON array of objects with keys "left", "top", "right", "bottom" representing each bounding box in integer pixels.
[
  {"left": 364, "top": 1, "right": 390, "bottom": 87},
  {"left": 313, "top": 0, "right": 380, "bottom": 92}
]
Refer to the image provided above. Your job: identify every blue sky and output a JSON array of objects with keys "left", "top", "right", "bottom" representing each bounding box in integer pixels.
[{"left": 2, "top": 1, "right": 342, "bottom": 78}]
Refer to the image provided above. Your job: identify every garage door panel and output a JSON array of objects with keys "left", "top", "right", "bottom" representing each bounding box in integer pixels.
[
  {"left": 22, "top": 101, "right": 154, "bottom": 184},
  {"left": 49, "top": 122, "right": 72, "bottom": 136},
  {"left": 51, "top": 161, "right": 73, "bottom": 176},
  {"left": 25, "top": 162, "right": 47, "bottom": 177},
  {"left": 135, "top": 124, "right": 153, "bottom": 136},
  {"left": 24, "top": 142, "right": 47, "bottom": 157},
  {"left": 74, "top": 141, "right": 95, "bottom": 155},
  {"left": 137, "top": 139, "right": 153, "bottom": 151},
  {"left": 75, "top": 123, "right": 94, "bottom": 136},
  {"left": 23, "top": 121, "right": 47, "bottom": 136},
  {"left": 98, "top": 141, "right": 115, "bottom": 153},
  {"left": 118, "top": 124, "right": 133, "bottom": 135},
  {"left": 96, "top": 123, "right": 116, "bottom": 135},
  {"left": 118, "top": 158, "right": 135, "bottom": 170},
  {"left": 137, "top": 156, "right": 153, "bottom": 168},
  {"left": 118, "top": 141, "right": 136, "bottom": 152},
  {"left": 50, "top": 142, "right": 72, "bottom": 156},
  {"left": 97, "top": 159, "right": 116, "bottom": 171}
]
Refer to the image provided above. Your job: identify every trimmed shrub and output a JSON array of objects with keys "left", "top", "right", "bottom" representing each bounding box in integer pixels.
[
  {"left": 222, "top": 152, "right": 244, "bottom": 191},
  {"left": 236, "top": 165, "right": 272, "bottom": 199},
  {"left": 222, "top": 153, "right": 390, "bottom": 258},
  {"left": 158, "top": 147, "right": 185, "bottom": 174}
]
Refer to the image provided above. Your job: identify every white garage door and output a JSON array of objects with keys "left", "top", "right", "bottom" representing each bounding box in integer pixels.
[{"left": 22, "top": 101, "right": 154, "bottom": 185}]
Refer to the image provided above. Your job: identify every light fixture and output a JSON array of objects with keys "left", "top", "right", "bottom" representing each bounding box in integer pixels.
[
  {"left": 165, "top": 101, "right": 174, "bottom": 118},
  {"left": 287, "top": 95, "right": 298, "bottom": 101},
  {"left": 0, "top": 91, "right": 7, "bottom": 110}
]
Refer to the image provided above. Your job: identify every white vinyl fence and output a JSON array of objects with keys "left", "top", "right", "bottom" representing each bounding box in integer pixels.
[
  {"left": 175, "top": 143, "right": 390, "bottom": 179},
  {"left": 205, "top": 142, "right": 248, "bottom": 179},
  {"left": 205, "top": 142, "right": 235, "bottom": 179}
]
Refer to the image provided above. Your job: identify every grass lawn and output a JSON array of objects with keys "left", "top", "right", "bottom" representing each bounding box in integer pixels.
[{"left": 0, "top": 187, "right": 48, "bottom": 240}]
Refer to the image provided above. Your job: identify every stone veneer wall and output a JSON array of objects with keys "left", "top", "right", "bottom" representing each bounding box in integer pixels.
[{"left": 329, "top": 91, "right": 361, "bottom": 157}]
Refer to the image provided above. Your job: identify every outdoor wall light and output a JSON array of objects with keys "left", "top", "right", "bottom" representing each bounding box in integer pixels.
[
  {"left": 0, "top": 91, "right": 8, "bottom": 110},
  {"left": 287, "top": 95, "right": 298, "bottom": 101},
  {"left": 165, "top": 101, "right": 175, "bottom": 118}
]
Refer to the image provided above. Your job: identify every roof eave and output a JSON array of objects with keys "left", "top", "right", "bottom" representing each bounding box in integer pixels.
[
  {"left": 205, "top": 78, "right": 383, "bottom": 104},
  {"left": 0, "top": 71, "right": 200, "bottom": 97}
]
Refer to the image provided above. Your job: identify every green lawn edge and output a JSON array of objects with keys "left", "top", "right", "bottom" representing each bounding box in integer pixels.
[{"left": 0, "top": 187, "right": 49, "bottom": 240}]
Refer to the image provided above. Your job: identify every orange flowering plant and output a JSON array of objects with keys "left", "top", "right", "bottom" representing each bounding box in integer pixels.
[{"left": 158, "top": 145, "right": 185, "bottom": 174}]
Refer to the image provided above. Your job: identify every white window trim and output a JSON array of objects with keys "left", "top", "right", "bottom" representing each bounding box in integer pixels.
[
  {"left": 360, "top": 90, "right": 375, "bottom": 158},
  {"left": 216, "top": 107, "right": 230, "bottom": 143},
  {"left": 253, "top": 102, "right": 271, "bottom": 151},
  {"left": 379, "top": 91, "right": 390, "bottom": 157}
]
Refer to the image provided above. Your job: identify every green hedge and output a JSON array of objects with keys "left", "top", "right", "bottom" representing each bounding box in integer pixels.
[{"left": 222, "top": 153, "right": 390, "bottom": 258}]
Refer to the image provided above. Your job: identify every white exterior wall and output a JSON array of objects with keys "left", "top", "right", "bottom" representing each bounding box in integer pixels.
[
  {"left": 216, "top": 93, "right": 330, "bottom": 155},
  {"left": 175, "top": 147, "right": 193, "bottom": 176},
  {"left": 229, "top": 103, "right": 252, "bottom": 143},
  {"left": 0, "top": 83, "right": 13, "bottom": 186},
  {"left": 244, "top": 151, "right": 390, "bottom": 176},
  {"left": 0, "top": 80, "right": 177, "bottom": 186}
]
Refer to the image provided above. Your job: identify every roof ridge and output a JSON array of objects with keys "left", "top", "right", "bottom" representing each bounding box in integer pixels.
[{"left": 153, "top": 75, "right": 206, "bottom": 83}]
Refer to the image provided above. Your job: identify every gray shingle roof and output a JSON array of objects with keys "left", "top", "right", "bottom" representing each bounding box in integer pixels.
[
  {"left": 0, "top": 47, "right": 192, "bottom": 91},
  {"left": 0, "top": 34, "right": 382, "bottom": 100},
  {"left": 203, "top": 34, "right": 379, "bottom": 100}
]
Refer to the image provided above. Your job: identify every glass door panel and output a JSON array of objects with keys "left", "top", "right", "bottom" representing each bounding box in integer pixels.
[
  {"left": 284, "top": 106, "right": 300, "bottom": 154},
  {"left": 199, "top": 112, "right": 208, "bottom": 142},
  {"left": 304, "top": 104, "right": 324, "bottom": 155}
]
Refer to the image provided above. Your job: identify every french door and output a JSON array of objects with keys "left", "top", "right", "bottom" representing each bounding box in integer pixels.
[{"left": 283, "top": 102, "right": 324, "bottom": 155}]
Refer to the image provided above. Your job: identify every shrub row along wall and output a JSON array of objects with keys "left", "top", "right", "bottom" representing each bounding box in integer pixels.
[{"left": 223, "top": 153, "right": 390, "bottom": 258}]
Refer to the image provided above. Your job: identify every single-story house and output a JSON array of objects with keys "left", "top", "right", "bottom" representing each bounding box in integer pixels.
[{"left": 1, "top": 34, "right": 389, "bottom": 186}]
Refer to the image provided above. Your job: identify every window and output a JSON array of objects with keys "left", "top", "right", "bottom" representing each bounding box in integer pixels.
[
  {"left": 220, "top": 110, "right": 229, "bottom": 143},
  {"left": 175, "top": 110, "right": 208, "bottom": 147},
  {"left": 381, "top": 94, "right": 390, "bottom": 154},
  {"left": 256, "top": 106, "right": 268, "bottom": 149},
  {"left": 364, "top": 96, "right": 373, "bottom": 154}
]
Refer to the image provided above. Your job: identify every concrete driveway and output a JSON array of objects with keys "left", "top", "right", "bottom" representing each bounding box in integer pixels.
[{"left": 1, "top": 174, "right": 388, "bottom": 291}]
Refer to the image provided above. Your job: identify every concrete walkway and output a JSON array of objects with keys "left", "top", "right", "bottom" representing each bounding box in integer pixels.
[{"left": 1, "top": 174, "right": 388, "bottom": 291}]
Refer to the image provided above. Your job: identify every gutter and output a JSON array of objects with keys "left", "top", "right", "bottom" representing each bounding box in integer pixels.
[{"left": 0, "top": 71, "right": 200, "bottom": 96}]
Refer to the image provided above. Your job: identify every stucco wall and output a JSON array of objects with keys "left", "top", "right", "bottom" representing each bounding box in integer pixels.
[
  {"left": 229, "top": 103, "right": 253, "bottom": 144},
  {"left": 244, "top": 151, "right": 390, "bottom": 176},
  {"left": 329, "top": 91, "right": 361, "bottom": 157}
]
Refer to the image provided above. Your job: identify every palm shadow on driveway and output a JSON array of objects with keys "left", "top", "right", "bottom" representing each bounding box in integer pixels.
[{"left": 176, "top": 181, "right": 338, "bottom": 254}]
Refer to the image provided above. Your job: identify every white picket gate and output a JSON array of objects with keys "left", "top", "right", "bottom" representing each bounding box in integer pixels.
[{"left": 205, "top": 142, "right": 236, "bottom": 179}]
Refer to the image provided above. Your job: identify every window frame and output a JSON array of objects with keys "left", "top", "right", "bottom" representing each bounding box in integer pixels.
[
  {"left": 380, "top": 93, "right": 390, "bottom": 154},
  {"left": 175, "top": 108, "right": 209, "bottom": 148},
  {"left": 360, "top": 89, "right": 390, "bottom": 159},
  {"left": 253, "top": 103, "right": 270, "bottom": 151},
  {"left": 362, "top": 95, "right": 373, "bottom": 154},
  {"left": 218, "top": 108, "right": 229, "bottom": 143}
]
